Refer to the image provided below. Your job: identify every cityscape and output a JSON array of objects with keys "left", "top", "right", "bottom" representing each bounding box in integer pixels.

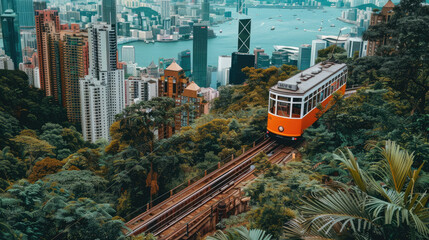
[{"left": 0, "top": 0, "right": 428, "bottom": 239}]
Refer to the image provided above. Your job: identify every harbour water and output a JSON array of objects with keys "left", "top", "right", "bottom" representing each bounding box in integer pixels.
[{"left": 119, "top": 7, "right": 352, "bottom": 70}]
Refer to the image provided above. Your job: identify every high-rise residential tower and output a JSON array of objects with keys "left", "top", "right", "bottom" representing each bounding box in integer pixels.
[
  {"left": 102, "top": 0, "right": 116, "bottom": 27},
  {"left": 217, "top": 55, "right": 231, "bottom": 86},
  {"left": 35, "top": 10, "right": 62, "bottom": 102},
  {"left": 1, "top": 9, "right": 21, "bottom": 69},
  {"left": 238, "top": 18, "right": 251, "bottom": 53},
  {"left": 161, "top": 0, "right": 170, "bottom": 20},
  {"left": 80, "top": 23, "right": 125, "bottom": 142},
  {"left": 192, "top": 23, "right": 208, "bottom": 87},
  {"left": 60, "top": 29, "right": 89, "bottom": 123}
]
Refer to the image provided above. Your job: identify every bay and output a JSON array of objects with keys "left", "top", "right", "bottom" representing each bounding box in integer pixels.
[{"left": 119, "top": 7, "right": 351, "bottom": 70}]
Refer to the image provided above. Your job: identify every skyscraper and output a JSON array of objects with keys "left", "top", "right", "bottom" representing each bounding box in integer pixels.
[
  {"left": 35, "top": 10, "right": 62, "bottom": 101},
  {"left": 178, "top": 49, "right": 191, "bottom": 77},
  {"left": 102, "top": 0, "right": 116, "bottom": 27},
  {"left": 33, "top": 1, "right": 47, "bottom": 12},
  {"left": 229, "top": 52, "right": 254, "bottom": 85},
  {"left": 201, "top": 0, "right": 210, "bottom": 22},
  {"left": 81, "top": 23, "right": 125, "bottom": 142},
  {"left": 161, "top": 0, "right": 170, "bottom": 20},
  {"left": 298, "top": 44, "right": 311, "bottom": 70},
  {"left": 1, "top": 9, "right": 21, "bottom": 69},
  {"left": 60, "top": 29, "right": 89, "bottom": 123},
  {"left": 238, "top": 18, "right": 251, "bottom": 53},
  {"left": 0, "top": 0, "right": 16, "bottom": 13},
  {"left": 346, "top": 37, "right": 364, "bottom": 58},
  {"left": 122, "top": 45, "right": 135, "bottom": 63},
  {"left": 16, "top": 0, "right": 35, "bottom": 28},
  {"left": 192, "top": 23, "right": 208, "bottom": 87},
  {"left": 310, "top": 39, "right": 327, "bottom": 66},
  {"left": 253, "top": 47, "right": 264, "bottom": 66}
]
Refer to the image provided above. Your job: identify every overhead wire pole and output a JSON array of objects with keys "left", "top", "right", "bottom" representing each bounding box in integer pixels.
[{"left": 329, "top": 27, "right": 349, "bottom": 61}]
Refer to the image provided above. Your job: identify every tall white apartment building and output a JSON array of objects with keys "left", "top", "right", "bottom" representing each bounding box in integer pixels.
[
  {"left": 122, "top": 45, "right": 135, "bottom": 63},
  {"left": 161, "top": 0, "right": 170, "bottom": 20},
  {"left": 310, "top": 39, "right": 327, "bottom": 67},
  {"left": 80, "top": 22, "right": 125, "bottom": 142},
  {"left": 217, "top": 55, "right": 231, "bottom": 86},
  {"left": 80, "top": 75, "right": 109, "bottom": 142}
]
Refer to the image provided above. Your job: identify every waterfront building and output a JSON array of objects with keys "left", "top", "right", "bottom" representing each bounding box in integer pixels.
[
  {"left": 178, "top": 49, "right": 191, "bottom": 77},
  {"left": 257, "top": 53, "right": 270, "bottom": 69},
  {"left": 298, "top": 44, "right": 311, "bottom": 70},
  {"left": 310, "top": 39, "right": 327, "bottom": 66},
  {"left": 367, "top": 0, "right": 394, "bottom": 56},
  {"left": 201, "top": 0, "right": 210, "bottom": 22},
  {"left": 60, "top": 29, "right": 89, "bottom": 124},
  {"left": 217, "top": 55, "right": 231, "bottom": 86},
  {"left": 35, "top": 10, "right": 62, "bottom": 102},
  {"left": 161, "top": 0, "right": 170, "bottom": 20},
  {"left": 1, "top": 9, "right": 21, "bottom": 69},
  {"left": 122, "top": 45, "right": 135, "bottom": 63},
  {"left": 80, "top": 22, "right": 125, "bottom": 142},
  {"left": 238, "top": 18, "right": 251, "bottom": 54},
  {"left": 118, "top": 22, "right": 131, "bottom": 36},
  {"left": 158, "top": 61, "right": 189, "bottom": 139},
  {"left": 192, "top": 23, "right": 208, "bottom": 87},
  {"left": 102, "top": 0, "right": 116, "bottom": 27},
  {"left": 229, "top": 52, "right": 254, "bottom": 85}
]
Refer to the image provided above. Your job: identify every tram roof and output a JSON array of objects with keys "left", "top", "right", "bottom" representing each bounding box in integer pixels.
[{"left": 271, "top": 62, "right": 347, "bottom": 95}]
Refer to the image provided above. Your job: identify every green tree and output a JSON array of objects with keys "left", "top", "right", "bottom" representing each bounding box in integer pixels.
[
  {"left": 206, "top": 226, "right": 272, "bottom": 240},
  {"left": 285, "top": 141, "right": 429, "bottom": 239},
  {"left": 0, "top": 147, "right": 25, "bottom": 190}
]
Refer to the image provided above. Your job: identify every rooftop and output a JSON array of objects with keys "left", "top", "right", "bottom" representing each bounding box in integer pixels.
[
  {"left": 165, "top": 61, "right": 183, "bottom": 71},
  {"left": 271, "top": 62, "right": 347, "bottom": 95},
  {"left": 185, "top": 81, "right": 200, "bottom": 91}
]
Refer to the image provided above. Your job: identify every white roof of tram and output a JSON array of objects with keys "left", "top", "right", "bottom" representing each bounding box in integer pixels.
[{"left": 271, "top": 62, "right": 347, "bottom": 95}]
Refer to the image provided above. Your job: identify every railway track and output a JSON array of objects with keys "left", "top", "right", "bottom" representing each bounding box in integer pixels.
[
  {"left": 125, "top": 137, "right": 278, "bottom": 236},
  {"left": 158, "top": 142, "right": 302, "bottom": 239}
]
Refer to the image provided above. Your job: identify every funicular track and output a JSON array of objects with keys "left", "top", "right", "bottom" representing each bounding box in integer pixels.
[{"left": 126, "top": 137, "right": 278, "bottom": 236}]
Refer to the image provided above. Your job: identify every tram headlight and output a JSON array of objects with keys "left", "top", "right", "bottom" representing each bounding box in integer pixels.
[{"left": 278, "top": 126, "right": 284, "bottom": 132}]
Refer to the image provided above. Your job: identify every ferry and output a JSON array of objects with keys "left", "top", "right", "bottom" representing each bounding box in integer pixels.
[
  {"left": 219, "top": 29, "right": 222, "bottom": 33},
  {"left": 296, "top": 18, "right": 301, "bottom": 20},
  {"left": 330, "top": 24, "right": 335, "bottom": 27},
  {"left": 271, "top": 26, "right": 275, "bottom": 30}
]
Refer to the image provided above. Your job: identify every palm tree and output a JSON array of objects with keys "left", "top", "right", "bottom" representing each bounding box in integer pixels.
[
  {"left": 284, "top": 140, "right": 429, "bottom": 240},
  {"left": 206, "top": 226, "right": 272, "bottom": 240}
]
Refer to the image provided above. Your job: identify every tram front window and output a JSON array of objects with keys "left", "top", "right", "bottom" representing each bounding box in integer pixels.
[
  {"left": 269, "top": 98, "right": 276, "bottom": 114},
  {"left": 292, "top": 103, "right": 301, "bottom": 118},
  {"left": 277, "top": 102, "right": 290, "bottom": 117}
]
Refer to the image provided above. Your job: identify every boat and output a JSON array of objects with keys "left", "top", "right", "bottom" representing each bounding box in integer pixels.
[
  {"left": 268, "top": 17, "right": 273, "bottom": 19},
  {"left": 318, "top": 27, "right": 322, "bottom": 31},
  {"left": 295, "top": 27, "right": 298, "bottom": 29},
  {"left": 271, "top": 26, "right": 275, "bottom": 30},
  {"left": 219, "top": 29, "right": 222, "bottom": 33},
  {"left": 330, "top": 24, "right": 335, "bottom": 27}
]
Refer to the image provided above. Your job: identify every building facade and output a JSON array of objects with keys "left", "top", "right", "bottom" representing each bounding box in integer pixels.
[
  {"left": 238, "top": 18, "right": 251, "bottom": 54},
  {"left": 178, "top": 49, "right": 191, "bottom": 77},
  {"left": 35, "top": 10, "right": 62, "bottom": 102},
  {"left": 310, "top": 39, "right": 327, "bottom": 66},
  {"left": 80, "top": 23, "right": 125, "bottom": 142},
  {"left": 298, "top": 44, "right": 311, "bottom": 70},
  {"left": 1, "top": 9, "right": 21, "bottom": 69},
  {"left": 229, "top": 52, "right": 254, "bottom": 85},
  {"left": 192, "top": 24, "right": 208, "bottom": 87},
  {"left": 367, "top": 0, "right": 394, "bottom": 56},
  {"left": 122, "top": 45, "right": 135, "bottom": 63}
]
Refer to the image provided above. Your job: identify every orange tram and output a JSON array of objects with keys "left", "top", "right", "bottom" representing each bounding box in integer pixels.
[{"left": 267, "top": 61, "right": 348, "bottom": 139}]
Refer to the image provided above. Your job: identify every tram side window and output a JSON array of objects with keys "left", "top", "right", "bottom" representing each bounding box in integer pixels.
[
  {"left": 292, "top": 103, "right": 301, "bottom": 118},
  {"left": 277, "top": 102, "right": 290, "bottom": 117},
  {"left": 303, "top": 101, "right": 308, "bottom": 115},
  {"left": 269, "top": 98, "right": 276, "bottom": 114}
]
